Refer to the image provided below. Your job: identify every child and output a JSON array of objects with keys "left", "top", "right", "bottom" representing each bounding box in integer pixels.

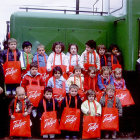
[
  {"left": 106, "top": 44, "right": 123, "bottom": 70},
  {"left": 38, "top": 86, "right": 60, "bottom": 139},
  {"left": 33, "top": 44, "right": 48, "bottom": 68},
  {"left": 67, "top": 65, "right": 84, "bottom": 90},
  {"left": 47, "top": 66, "right": 69, "bottom": 94},
  {"left": 20, "top": 41, "right": 33, "bottom": 75},
  {"left": 97, "top": 44, "right": 107, "bottom": 69},
  {"left": 66, "top": 43, "right": 80, "bottom": 76},
  {"left": 47, "top": 42, "right": 69, "bottom": 75},
  {"left": 0, "top": 38, "right": 21, "bottom": 96},
  {"left": 9, "top": 86, "right": 33, "bottom": 119},
  {"left": 80, "top": 40, "right": 100, "bottom": 71},
  {"left": 84, "top": 66, "right": 98, "bottom": 91},
  {"left": 113, "top": 68, "right": 126, "bottom": 89},
  {"left": 61, "top": 84, "right": 82, "bottom": 139},
  {"left": 21, "top": 62, "right": 46, "bottom": 137},
  {"left": 81, "top": 89, "right": 101, "bottom": 116},
  {"left": 21, "top": 62, "right": 46, "bottom": 90},
  {"left": 98, "top": 66, "right": 114, "bottom": 92},
  {"left": 99, "top": 84, "right": 122, "bottom": 139}
]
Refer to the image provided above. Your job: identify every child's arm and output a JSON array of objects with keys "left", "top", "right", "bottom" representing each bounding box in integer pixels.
[
  {"left": 33, "top": 53, "right": 37, "bottom": 63},
  {"left": 47, "top": 53, "right": 54, "bottom": 72},
  {"left": 9, "top": 99, "right": 15, "bottom": 120},
  {"left": 20, "top": 75, "right": 28, "bottom": 90},
  {"left": 39, "top": 75, "right": 46, "bottom": 86},
  {"left": 83, "top": 76, "right": 89, "bottom": 91},
  {"left": 79, "top": 52, "right": 85, "bottom": 70},
  {"left": 47, "top": 77, "right": 53, "bottom": 87},
  {"left": 37, "top": 100, "right": 44, "bottom": 119},
  {"left": 96, "top": 101, "right": 102, "bottom": 116},
  {"left": 97, "top": 74, "right": 105, "bottom": 91},
  {"left": 24, "top": 99, "right": 33, "bottom": 117},
  {"left": 110, "top": 75, "right": 114, "bottom": 85},
  {"left": 95, "top": 53, "right": 100, "bottom": 70},
  {"left": 81, "top": 101, "right": 90, "bottom": 115},
  {"left": 65, "top": 80, "right": 69, "bottom": 94},
  {"left": 116, "top": 97, "right": 123, "bottom": 117}
]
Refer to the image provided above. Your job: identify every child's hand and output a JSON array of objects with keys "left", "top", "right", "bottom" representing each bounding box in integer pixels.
[
  {"left": 23, "top": 112, "right": 28, "bottom": 117},
  {"left": 87, "top": 110, "right": 91, "bottom": 115},
  {"left": 0, "top": 87, "right": 3, "bottom": 94},
  {"left": 95, "top": 113, "right": 100, "bottom": 117},
  {"left": 11, "top": 115, "right": 15, "bottom": 120}
]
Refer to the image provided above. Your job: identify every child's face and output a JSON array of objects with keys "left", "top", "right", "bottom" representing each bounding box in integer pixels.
[
  {"left": 37, "top": 48, "right": 45, "bottom": 55},
  {"left": 74, "top": 69, "right": 81, "bottom": 77},
  {"left": 106, "top": 89, "right": 115, "bottom": 98},
  {"left": 9, "top": 42, "right": 17, "bottom": 51},
  {"left": 88, "top": 94, "right": 95, "bottom": 102},
  {"left": 55, "top": 45, "right": 61, "bottom": 54},
  {"left": 24, "top": 46, "right": 32, "bottom": 53},
  {"left": 70, "top": 45, "right": 77, "bottom": 55},
  {"left": 115, "top": 71, "right": 122, "bottom": 80},
  {"left": 30, "top": 67, "right": 38, "bottom": 77},
  {"left": 89, "top": 70, "right": 96, "bottom": 78},
  {"left": 44, "top": 91, "right": 52, "bottom": 100},
  {"left": 17, "top": 90, "right": 25, "bottom": 100},
  {"left": 86, "top": 45, "right": 94, "bottom": 53},
  {"left": 69, "top": 88, "right": 78, "bottom": 97},
  {"left": 54, "top": 71, "right": 61, "bottom": 79},
  {"left": 99, "top": 48, "right": 105, "bottom": 56},
  {"left": 112, "top": 47, "right": 118, "bottom": 55},
  {"left": 102, "top": 70, "right": 109, "bottom": 79}
]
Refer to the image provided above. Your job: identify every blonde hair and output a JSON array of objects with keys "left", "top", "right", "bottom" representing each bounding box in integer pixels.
[
  {"left": 114, "top": 68, "right": 122, "bottom": 75},
  {"left": 97, "top": 44, "right": 106, "bottom": 54},
  {"left": 37, "top": 44, "right": 45, "bottom": 50},
  {"left": 69, "top": 84, "right": 79, "bottom": 90},
  {"left": 100, "top": 66, "right": 111, "bottom": 75},
  {"left": 73, "top": 65, "right": 81, "bottom": 73},
  {"left": 8, "top": 38, "right": 17, "bottom": 44},
  {"left": 88, "top": 66, "right": 97, "bottom": 74},
  {"left": 106, "top": 84, "right": 115, "bottom": 91}
]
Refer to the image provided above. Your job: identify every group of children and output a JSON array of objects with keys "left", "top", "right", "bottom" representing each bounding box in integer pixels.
[{"left": 0, "top": 38, "right": 134, "bottom": 139}]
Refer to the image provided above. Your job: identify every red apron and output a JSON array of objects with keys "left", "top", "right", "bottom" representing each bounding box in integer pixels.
[
  {"left": 26, "top": 78, "right": 44, "bottom": 107},
  {"left": 41, "top": 99, "right": 61, "bottom": 135},
  {"left": 68, "top": 54, "right": 78, "bottom": 77},
  {"left": 115, "top": 79, "right": 135, "bottom": 107},
  {"left": 82, "top": 100, "right": 101, "bottom": 139},
  {"left": 10, "top": 98, "right": 31, "bottom": 137},
  {"left": 59, "top": 95, "right": 81, "bottom": 131},
  {"left": 52, "top": 76, "right": 66, "bottom": 107},
  {"left": 3, "top": 49, "right": 21, "bottom": 84},
  {"left": 100, "top": 95, "right": 119, "bottom": 131},
  {"left": 50, "top": 53, "right": 68, "bottom": 79},
  {"left": 74, "top": 75, "right": 86, "bottom": 102},
  {"left": 84, "top": 51, "right": 97, "bottom": 70},
  {"left": 111, "top": 55, "right": 122, "bottom": 70}
]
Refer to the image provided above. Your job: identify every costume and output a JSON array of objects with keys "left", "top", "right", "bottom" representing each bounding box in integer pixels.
[
  {"left": 84, "top": 75, "right": 98, "bottom": 91},
  {"left": 21, "top": 71, "right": 46, "bottom": 90},
  {"left": 9, "top": 97, "right": 33, "bottom": 116},
  {"left": 33, "top": 52, "right": 48, "bottom": 67},
  {"left": 20, "top": 50, "right": 33, "bottom": 70},
  {"left": 66, "top": 52, "right": 80, "bottom": 66},
  {"left": 81, "top": 100, "right": 101, "bottom": 116},
  {"left": 67, "top": 74, "right": 84, "bottom": 89},
  {"left": 79, "top": 50, "right": 100, "bottom": 70},
  {"left": 98, "top": 74, "right": 114, "bottom": 90},
  {"left": 47, "top": 76, "right": 69, "bottom": 93},
  {"left": 47, "top": 52, "right": 69, "bottom": 72},
  {"left": 113, "top": 78, "right": 126, "bottom": 89}
]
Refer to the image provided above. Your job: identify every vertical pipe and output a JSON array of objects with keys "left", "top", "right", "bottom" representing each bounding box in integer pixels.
[{"left": 76, "top": 0, "right": 79, "bottom": 14}]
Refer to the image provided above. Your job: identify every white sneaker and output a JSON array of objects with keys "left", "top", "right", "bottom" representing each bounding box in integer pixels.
[{"left": 6, "top": 91, "right": 11, "bottom": 96}]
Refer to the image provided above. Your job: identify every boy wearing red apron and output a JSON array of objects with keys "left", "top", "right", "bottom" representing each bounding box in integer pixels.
[
  {"left": 99, "top": 84, "right": 122, "bottom": 139},
  {"left": 79, "top": 40, "right": 100, "bottom": 72}
]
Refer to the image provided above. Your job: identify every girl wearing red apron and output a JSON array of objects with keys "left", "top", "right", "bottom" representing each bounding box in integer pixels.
[
  {"left": 66, "top": 43, "right": 80, "bottom": 77},
  {"left": 47, "top": 42, "right": 69, "bottom": 79},
  {"left": 97, "top": 66, "right": 114, "bottom": 92}
]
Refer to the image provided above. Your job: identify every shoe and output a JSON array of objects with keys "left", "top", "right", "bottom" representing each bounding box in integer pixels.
[
  {"left": 105, "top": 133, "right": 109, "bottom": 139},
  {"left": 65, "top": 135, "right": 70, "bottom": 139},
  {"left": 72, "top": 136, "right": 77, "bottom": 140},
  {"left": 43, "top": 134, "right": 48, "bottom": 138},
  {"left": 6, "top": 91, "right": 11, "bottom": 96},
  {"left": 12, "top": 90, "right": 16, "bottom": 95},
  {"left": 112, "top": 135, "right": 116, "bottom": 139}
]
